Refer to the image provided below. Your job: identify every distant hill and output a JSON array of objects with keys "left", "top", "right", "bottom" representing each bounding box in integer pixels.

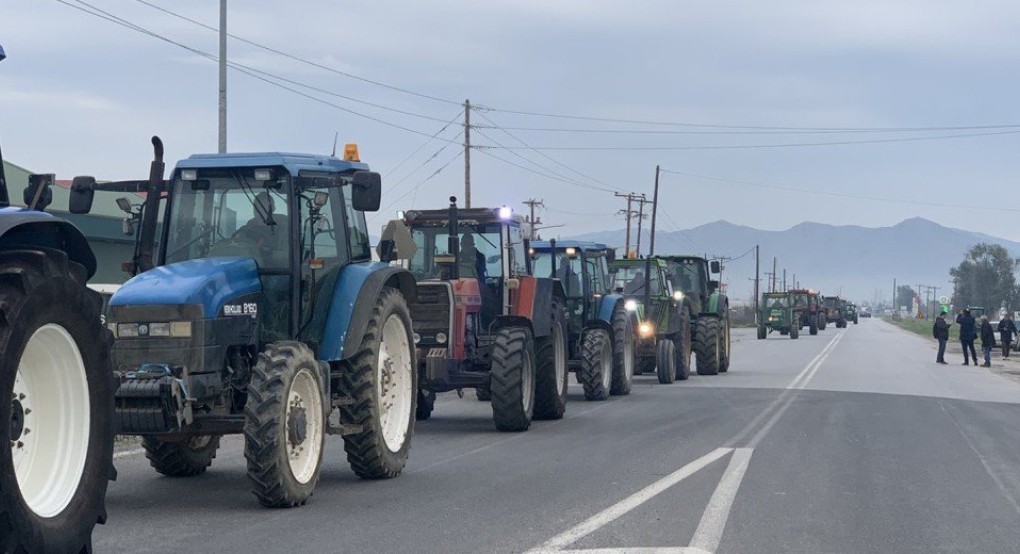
[{"left": 565, "top": 217, "right": 1020, "bottom": 304}]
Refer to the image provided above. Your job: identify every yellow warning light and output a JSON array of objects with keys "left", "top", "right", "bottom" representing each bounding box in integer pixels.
[
  {"left": 627, "top": 251, "right": 638, "bottom": 260},
  {"left": 343, "top": 143, "right": 360, "bottom": 162}
]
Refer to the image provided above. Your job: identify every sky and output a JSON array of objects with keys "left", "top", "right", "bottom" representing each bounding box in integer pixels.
[{"left": 3, "top": 0, "right": 1020, "bottom": 239}]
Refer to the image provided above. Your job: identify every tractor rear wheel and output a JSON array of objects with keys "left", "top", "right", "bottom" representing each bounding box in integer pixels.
[
  {"left": 490, "top": 326, "right": 536, "bottom": 431},
  {"left": 656, "top": 338, "right": 676, "bottom": 384},
  {"left": 674, "top": 309, "right": 692, "bottom": 381},
  {"left": 695, "top": 317, "right": 721, "bottom": 376},
  {"left": 809, "top": 315, "right": 819, "bottom": 335},
  {"left": 143, "top": 435, "right": 221, "bottom": 477},
  {"left": 719, "top": 316, "right": 731, "bottom": 373},
  {"left": 0, "top": 249, "right": 116, "bottom": 554},
  {"left": 790, "top": 322, "right": 799, "bottom": 340},
  {"left": 339, "top": 287, "right": 416, "bottom": 478},
  {"left": 415, "top": 389, "right": 435, "bottom": 421},
  {"left": 757, "top": 325, "right": 767, "bottom": 340},
  {"left": 818, "top": 315, "right": 827, "bottom": 331},
  {"left": 610, "top": 304, "right": 635, "bottom": 395},
  {"left": 534, "top": 301, "right": 568, "bottom": 420},
  {"left": 580, "top": 328, "right": 612, "bottom": 400},
  {"left": 244, "top": 342, "right": 325, "bottom": 508}
]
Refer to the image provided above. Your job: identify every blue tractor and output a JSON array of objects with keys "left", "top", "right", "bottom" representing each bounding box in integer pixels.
[
  {"left": 70, "top": 139, "right": 419, "bottom": 508},
  {"left": 0, "top": 44, "right": 118, "bottom": 552},
  {"left": 530, "top": 241, "right": 635, "bottom": 400}
]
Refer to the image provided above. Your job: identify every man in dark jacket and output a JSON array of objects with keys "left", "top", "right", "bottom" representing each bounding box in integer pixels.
[
  {"left": 998, "top": 314, "right": 1017, "bottom": 358},
  {"left": 933, "top": 311, "right": 950, "bottom": 364},
  {"left": 979, "top": 315, "right": 996, "bottom": 367},
  {"left": 956, "top": 309, "right": 977, "bottom": 365}
]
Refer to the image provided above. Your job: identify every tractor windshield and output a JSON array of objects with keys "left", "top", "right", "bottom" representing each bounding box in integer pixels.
[
  {"left": 612, "top": 265, "right": 662, "bottom": 296},
  {"left": 670, "top": 259, "right": 706, "bottom": 294},
  {"left": 164, "top": 171, "right": 291, "bottom": 269},
  {"left": 531, "top": 251, "right": 583, "bottom": 297},
  {"left": 765, "top": 295, "right": 788, "bottom": 309},
  {"left": 408, "top": 223, "right": 504, "bottom": 282},
  {"left": 792, "top": 293, "right": 810, "bottom": 307}
]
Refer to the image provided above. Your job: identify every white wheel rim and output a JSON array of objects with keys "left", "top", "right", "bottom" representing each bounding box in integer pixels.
[
  {"left": 553, "top": 323, "right": 567, "bottom": 395},
  {"left": 623, "top": 328, "right": 634, "bottom": 380},
  {"left": 522, "top": 343, "right": 534, "bottom": 413},
  {"left": 286, "top": 368, "right": 323, "bottom": 485},
  {"left": 378, "top": 315, "right": 412, "bottom": 453},
  {"left": 12, "top": 324, "right": 90, "bottom": 518},
  {"left": 600, "top": 336, "right": 612, "bottom": 390}
]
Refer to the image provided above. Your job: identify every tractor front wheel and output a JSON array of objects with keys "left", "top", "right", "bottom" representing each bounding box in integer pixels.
[
  {"left": 143, "top": 435, "right": 221, "bottom": 477},
  {"left": 757, "top": 324, "right": 767, "bottom": 340},
  {"left": 244, "top": 342, "right": 325, "bottom": 508},
  {"left": 809, "top": 315, "right": 819, "bottom": 335},
  {"left": 0, "top": 249, "right": 116, "bottom": 554},
  {"left": 490, "top": 326, "right": 536, "bottom": 431},
  {"left": 339, "top": 287, "right": 416, "bottom": 478},
  {"left": 695, "top": 317, "right": 721, "bottom": 376},
  {"left": 534, "top": 301, "right": 568, "bottom": 420},
  {"left": 580, "top": 328, "right": 613, "bottom": 400},
  {"left": 674, "top": 309, "right": 692, "bottom": 381},
  {"left": 656, "top": 338, "right": 676, "bottom": 384}
]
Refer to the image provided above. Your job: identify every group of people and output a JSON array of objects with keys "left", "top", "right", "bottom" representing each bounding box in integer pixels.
[{"left": 933, "top": 309, "right": 1018, "bottom": 367}]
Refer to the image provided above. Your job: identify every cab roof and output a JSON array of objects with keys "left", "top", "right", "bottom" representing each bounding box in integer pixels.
[
  {"left": 175, "top": 152, "right": 370, "bottom": 175},
  {"left": 530, "top": 240, "right": 610, "bottom": 252},
  {"left": 404, "top": 207, "right": 525, "bottom": 227}
]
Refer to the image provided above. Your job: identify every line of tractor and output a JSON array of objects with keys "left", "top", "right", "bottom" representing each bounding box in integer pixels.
[
  {"left": 2, "top": 123, "right": 736, "bottom": 550},
  {"left": 758, "top": 289, "right": 859, "bottom": 340}
]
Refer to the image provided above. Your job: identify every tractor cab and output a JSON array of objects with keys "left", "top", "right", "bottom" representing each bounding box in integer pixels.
[
  {"left": 529, "top": 240, "right": 614, "bottom": 334},
  {"left": 659, "top": 255, "right": 721, "bottom": 315},
  {"left": 789, "top": 288, "right": 825, "bottom": 334},
  {"left": 609, "top": 257, "right": 675, "bottom": 339}
]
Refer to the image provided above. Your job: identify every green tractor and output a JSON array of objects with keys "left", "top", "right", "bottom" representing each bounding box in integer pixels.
[
  {"left": 608, "top": 257, "right": 691, "bottom": 384},
  {"left": 758, "top": 292, "right": 799, "bottom": 339},
  {"left": 844, "top": 302, "right": 859, "bottom": 325},
  {"left": 660, "top": 255, "right": 731, "bottom": 375},
  {"left": 823, "top": 295, "right": 848, "bottom": 328},
  {"left": 789, "top": 288, "right": 825, "bottom": 335}
]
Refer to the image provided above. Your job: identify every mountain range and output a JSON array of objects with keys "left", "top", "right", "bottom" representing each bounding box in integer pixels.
[{"left": 564, "top": 217, "right": 1020, "bottom": 305}]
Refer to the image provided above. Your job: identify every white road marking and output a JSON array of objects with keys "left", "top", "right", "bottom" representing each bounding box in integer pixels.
[
  {"left": 688, "top": 448, "right": 754, "bottom": 553},
  {"left": 793, "top": 331, "right": 843, "bottom": 390},
  {"left": 529, "top": 548, "right": 710, "bottom": 554},
  {"left": 113, "top": 447, "right": 145, "bottom": 459},
  {"left": 532, "top": 448, "right": 732, "bottom": 552}
]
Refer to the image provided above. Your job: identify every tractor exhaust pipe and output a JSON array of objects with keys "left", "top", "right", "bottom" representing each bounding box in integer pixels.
[
  {"left": 448, "top": 195, "right": 459, "bottom": 280},
  {"left": 136, "top": 136, "right": 165, "bottom": 272}
]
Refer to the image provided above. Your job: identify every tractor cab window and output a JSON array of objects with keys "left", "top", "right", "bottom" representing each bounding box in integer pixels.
[
  {"left": 766, "top": 295, "right": 788, "bottom": 309},
  {"left": 589, "top": 255, "right": 610, "bottom": 296},
  {"left": 164, "top": 171, "right": 291, "bottom": 269},
  {"left": 508, "top": 225, "right": 528, "bottom": 277},
  {"left": 341, "top": 184, "right": 371, "bottom": 261},
  {"left": 612, "top": 265, "right": 662, "bottom": 296},
  {"left": 531, "top": 250, "right": 583, "bottom": 297},
  {"left": 296, "top": 183, "right": 347, "bottom": 270},
  {"left": 408, "top": 223, "right": 503, "bottom": 284},
  {"left": 793, "top": 293, "right": 809, "bottom": 307},
  {"left": 671, "top": 259, "right": 706, "bottom": 294}
]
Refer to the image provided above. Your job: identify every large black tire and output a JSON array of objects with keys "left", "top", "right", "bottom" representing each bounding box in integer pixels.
[
  {"left": 0, "top": 248, "right": 116, "bottom": 554},
  {"left": 415, "top": 389, "right": 435, "bottom": 421},
  {"left": 339, "top": 287, "right": 417, "bottom": 478},
  {"left": 674, "top": 309, "right": 692, "bottom": 381},
  {"left": 694, "top": 317, "right": 721, "bottom": 376},
  {"left": 757, "top": 325, "right": 767, "bottom": 340},
  {"left": 809, "top": 315, "right": 819, "bottom": 335},
  {"left": 790, "top": 316, "right": 800, "bottom": 340},
  {"left": 580, "top": 329, "right": 613, "bottom": 400},
  {"left": 610, "top": 304, "right": 635, "bottom": 395},
  {"left": 656, "top": 338, "right": 676, "bottom": 384},
  {"left": 719, "top": 316, "right": 731, "bottom": 373},
  {"left": 534, "top": 300, "right": 568, "bottom": 420},
  {"left": 143, "top": 435, "right": 221, "bottom": 477},
  {"left": 490, "top": 326, "right": 536, "bottom": 432},
  {"left": 244, "top": 342, "right": 326, "bottom": 508},
  {"left": 818, "top": 315, "right": 827, "bottom": 331}
]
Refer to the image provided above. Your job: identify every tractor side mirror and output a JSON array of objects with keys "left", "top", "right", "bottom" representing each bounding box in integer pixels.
[
  {"left": 351, "top": 171, "right": 382, "bottom": 212},
  {"left": 24, "top": 174, "right": 54, "bottom": 212},
  {"left": 69, "top": 176, "right": 97, "bottom": 214},
  {"left": 710, "top": 260, "right": 721, "bottom": 274}
]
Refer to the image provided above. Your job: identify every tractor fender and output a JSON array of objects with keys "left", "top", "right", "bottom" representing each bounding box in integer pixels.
[
  {"left": 0, "top": 207, "right": 97, "bottom": 278},
  {"left": 580, "top": 319, "right": 613, "bottom": 344},
  {"left": 706, "top": 292, "right": 729, "bottom": 318},
  {"left": 509, "top": 276, "right": 564, "bottom": 339},
  {"left": 595, "top": 293, "right": 625, "bottom": 324},
  {"left": 493, "top": 315, "right": 533, "bottom": 335},
  {"left": 324, "top": 262, "right": 416, "bottom": 362}
]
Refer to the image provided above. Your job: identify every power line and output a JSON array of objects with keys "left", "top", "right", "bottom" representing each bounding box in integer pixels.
[
  {"left": 385, "top": 113, "right": 462, "bottom": 177},
  {"left": 471, "top": 123, "right": 1020, "bottom": 135},
  {"left": 377, "top": 149, "right": 464, "bottom": 216},
  {"left": 476, "top": 148, "right": 617, "bottom": 194},
  {"left": 660, "top": 168, "right": 1020, "bottom": 214},
  {"left": 57, "top": 0, "right": 466, "bottom": 144},
  {"left": 472, "top": 127, "right": 615, "bottom": 194},
  {"left": 131, "top": 0, "right": 463, "bottom": 107},
  {"left": 476, "top": 129, "right": 1020, "bottom": 151}
]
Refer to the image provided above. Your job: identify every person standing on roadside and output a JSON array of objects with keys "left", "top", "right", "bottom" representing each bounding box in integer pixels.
[
  {"left": 998, "top": 313, "right": 1017, "bottom": 358},
  {"left": 980, "top": 315, "right": 996, "bottom": 367},
  {"left": 933, "top": 311, "right": 950, "bottom": 364},
  {"left": 956, "top": 308, "right": 977, "bottom": 365}
]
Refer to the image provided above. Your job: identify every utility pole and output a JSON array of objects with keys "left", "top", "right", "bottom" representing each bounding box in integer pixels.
[
  {"left": 783, "top": 268, "right": 787, "bottom": 292},
  {"left": 772, "top": 257, "right": 778, "bottom": 292},
  {"left": 522, "top": 199, "right": 544, "bottom": 240},
  {"left": 893, "top": 278, "right": 897, "bottom": 314},
  {"left": 643, "top": 166, "right": 661, "bottom": 314},
  {"left": 754, "top": 245, "right": 760, "bottom": 324},
  {"left": 634, "top": 194, "right": 649, "bottom": 257},
  {"left": 463, "top": 99, "right": 471, "bottom": 208},
  {"left": 218, "top": 0, "right": 227, "bottom": 153},
  {"left": 615, "top": 192, "right": 641, "bottom": 257}
]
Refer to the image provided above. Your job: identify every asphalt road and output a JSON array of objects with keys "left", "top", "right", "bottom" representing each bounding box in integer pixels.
[{"left": 94, "top": 319, "right": 1020, "bottom": 553}]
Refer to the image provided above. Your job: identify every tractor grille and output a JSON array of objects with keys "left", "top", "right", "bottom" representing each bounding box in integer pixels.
[{"left": 410, "top": 282, "right": 453, "bottom": 345}]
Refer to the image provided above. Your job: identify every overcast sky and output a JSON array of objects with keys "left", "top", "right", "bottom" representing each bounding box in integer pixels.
[{"left": 3, "top": 0, "right": 1020, "bottom": 239}]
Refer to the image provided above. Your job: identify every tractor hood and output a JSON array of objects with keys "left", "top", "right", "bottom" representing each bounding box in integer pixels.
[{"left": 110, "top": 257, "right": 262, "bottom": 318}]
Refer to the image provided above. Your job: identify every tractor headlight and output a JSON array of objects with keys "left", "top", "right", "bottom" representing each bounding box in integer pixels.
[
  {"left": 639, "top": 322, "right": 654, "bottom": 337},
  {"left": 115, "top": 321, "right": 193, "bottom": 338},
  {"left": 118, "top": 323, "right": 139, "bottom": 337},
  {"left": 149, "top": 322, "right": 171, "bottom": 337},
  {"left": 436, "top": 332, "right": 448, "bottom": 344},
  {"left": 625, "top": 300, "right": 638, "bottom": 312},
  {"left": 170, "top": 321, "right": 193, "bottom": 338},
  {"left": 673, "top": 291, "right": 684, "bottom": 301}
]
